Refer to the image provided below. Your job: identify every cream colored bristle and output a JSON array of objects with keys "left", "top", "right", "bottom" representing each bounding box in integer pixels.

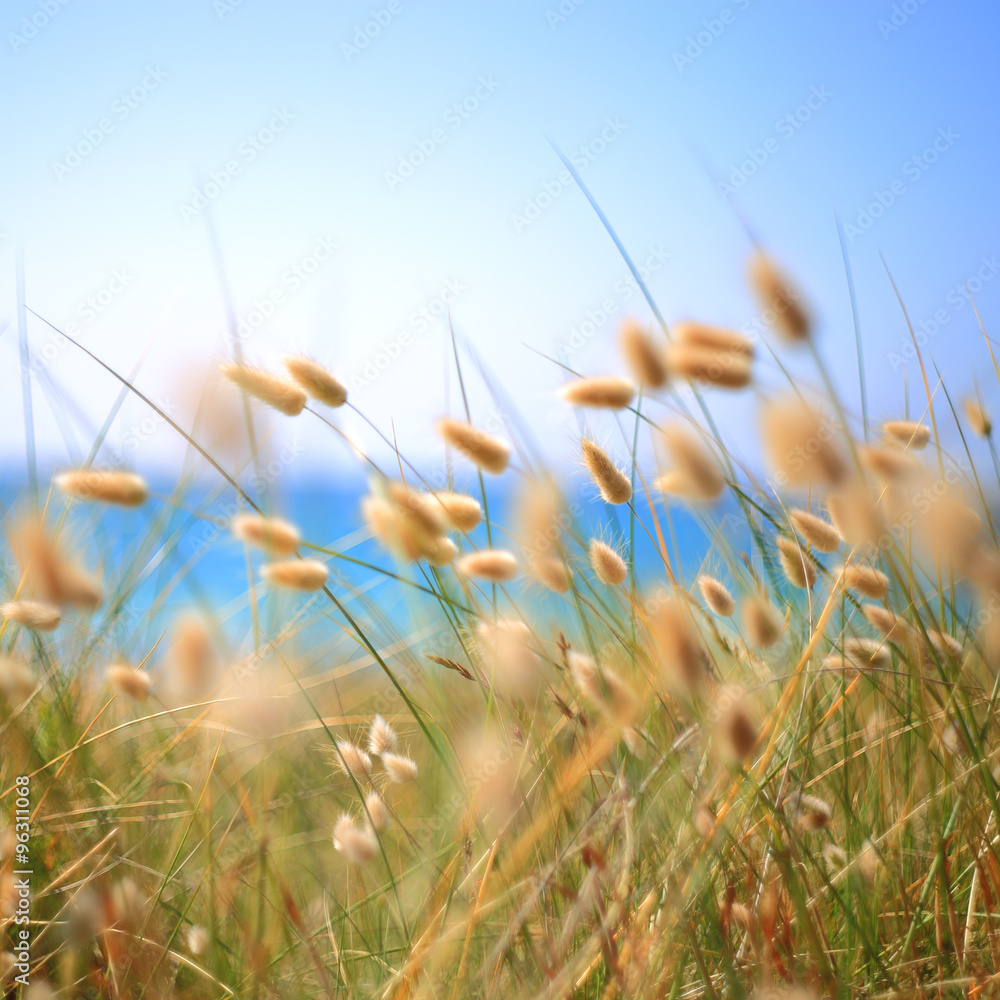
[
  {"left": 580, "top": 439, "right": 632, "bottom": 505},
  {"left": 568, "top": 651, "right": 638, "bottom": 725},
  {"left": 364, "top": 792, "right": 391, "bottom": 833},
  {"left": 789, "top": 509, "right": 842, "bottom": 553},
  {"left": 697, "top": 575, "right": 735, "bottom": 617},
  {"left": 882, "top": 419, "right": 930, "bottom": 450},
  {"left": 661, "top": 423, "right": 724, "bottom": 501},
  {"left": 220, "top": 363, "right": 307, "bottom": 416},
  {"left": 761, "top": 398, "right": 846, "bottom": 488},
  {"left": 55, "top": 470, "right": 148, "bottom": 507},
  {"left": 381, "top": 752, "right": 418, "bottom": 784},
  {"left": 747, "top": 251, "right": 810, "bottom": 342},
  {"left": 964, "top": 398, "right": 992, "bottom": 438},
  {"left": 430, "top": 491, "right": 482, "bottom": 532},
  {"left": 231, "top": 514, "right": 301, "bottom": 556},
  {"left": 435, "top": 417, "right": 510, "bottom": 474},
  {"left": 618, "top": 319, "right": 668, "bottom": 388},
  {"left": 742, "top": 597, "right": 784, "bottom": 647},
  {"left": 842, "top": 564, "right": 890, "bottom": 600},
  {"left": 333, "top": 814, "right": 378, "bottom": 864},
  {"left": 530, "top": 556, "right": 572, "bottom": 593},
  {"left": 456, "top": 549, "right": 518, "bottom": 582},
  {"left": 776, "top": 536, "right": 815, "bottom": 589},
  {"left": 1, "top": 600, "right": 61, "bottom": 631},
  {"left": 664, "top": 342, "right": 752, "bottom": 389},
  {"left": 105, "top": 664, "right": 152, "bottom": 702},
  {"left": 861, "top": 444, "right": 921, "bottom": 482},
  {"left": 673, "top": 322, "right": 754, "bottom": 358},
  {"left": 368, "top": 715, "right": 398, "bottom": 756},
  {"left": 261, "top": 559, "right": 328, "bottom": 591},
  {"left": 283, "top": 355, "right": 347, "bottom": 407},
  {"left": 589, "top": 539, "right": 628, "bottom": 586},
  {"left": 559, "top": 375, "right": 636, "bottom": 410}
]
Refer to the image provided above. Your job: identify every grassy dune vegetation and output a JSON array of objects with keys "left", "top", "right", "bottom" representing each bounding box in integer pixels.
[{"left": 4, "top": 233, "right": 1000, "bottom": 1000}]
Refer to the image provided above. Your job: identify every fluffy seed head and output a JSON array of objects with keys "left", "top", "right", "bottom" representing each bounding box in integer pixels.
[
  {"left": 333, "top": 814, "right": 378, "bottom": 864},
  {"left": 168, "top": 614, "right": 216, "bottom": 695},
  {"left": 261, "top": 559, "right": 328, "bottom": 591},
  {"left": 363, "top": 492, "right": 450, "bottom": 564},
  {"left": 716, "top": 687, "right": 759, "bottom": 761},
  {"left": 843, "top": 564, "right": 890, "bottom": 599},
  {"left": 456, "top": 549, "right": 518, "bottom": 582},
  {"left": 789, "top": 792, "right": 831, "bottom": 832},
  {"left": 430, "top": 491, "right": 482, "bottom": 532},
  {"left": 231, "top": 514, "right": 300, "bottom": 556},
  {"left": 589, "top": 539, "right": 628, "bottom": 586},
  {"left": 381, "top": 752, "right": 418, "bottom": 784},
  {"left": 861, "top": 444, "right": 921, "bottom": 482},
  {"left": 823, "top": 843, "right": 848, "bottom": 869},
  {"left": 697, "top": 574, "right": 735, "bottom": 616},
  {"left": 862, "top": 604, "right": 907, "bottom": 640},
  {"left": 843, "top": 637, "right": 891, "bottom": 671},
  {"left": 364, "top": 792, "right": 391, "bottom": 833},
  {"left": 283, "top": 355, "right": 347, "bottom": 407},
  {"left": 530, "top": 556, "right": 572, "bottom": 593},
  {"left": 220, "top": 363, "right": 307, "bottom": 416},
  {"left": 368, "top": 715, "right": 398, "bottom": 756},
  {"left": 0, "top": 656, "right": 35, "bottom": 702},
  {"left": 742, "top": 597, "right": 784, "bottom": 648},
  {"left": 331, "top": 740, "right": 372, "bottom": 779},
  {"left": 1, "top": 600, "right": 60, "bottom": 631},
  {"left": 776, "top": 536, "right": 816, "bottom": 589},
  {"left": 476, "top": 619, "right": 540, "bottom": 699},
  {"left": 747, "top": 251, "right": 810, "bottom": 342},
  {"left": 187, "top": 925, "right": 209, "bottom": 957},
  {"left": 650, "top": 599, "right": 708, "bottom": 691},
  {"left": 661, "top": 423, "right": 724, "bottom": 501},
  {"left": 580, "top": 439, "right": 632, "bottom": 505},
  {"left": 965, "top": 398, "right": 992, "bottom": 438},
  {"left": 435, "top": 418, "right": 510, "bottom": 474},
  {"left": 106, "top": 664, "right": 152, "bottom": 702},
  {"left": 55, "top": 470, "right": 148, "bottom": 507},
  {"left": 927, "top": 630, "right": 962, "bottom": 660},
  {"left": 882, "top": 419, "right": 930, "bottom": 449},
  {"left": 665, "top": 342, "right": 752, "bottom": 389},
  {"left": 618, "top": 319, "right": 668, "bottom": 388},
  {"left": 789, "top": 508, "right": 842, "bottom": 553},
  {"left": 559, "top": 375, "right": 636, "bottom": 410},
  {"left": 761, "top": 398, "right": 847, "bottom": 488},
  {"left": 826, "top": 486, "right": 885, "bottom": 548},
  {"left": 673, "top": 322, "right": 755, "bottom": 358},
  {"left": 14, "top": 523, "right": 102, "bottom": 610},
  {"left": 568, "top": 651, "right": 639, "bottom": 725}
]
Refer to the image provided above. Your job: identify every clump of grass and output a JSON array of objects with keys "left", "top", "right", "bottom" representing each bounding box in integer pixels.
[{"left": 8, "top": 231, "right": 1000, "bottom": 1000}]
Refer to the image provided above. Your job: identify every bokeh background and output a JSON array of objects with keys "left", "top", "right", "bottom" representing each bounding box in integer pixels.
[{"left": 1, "top": 0, "right": 998, "bottom": 488}]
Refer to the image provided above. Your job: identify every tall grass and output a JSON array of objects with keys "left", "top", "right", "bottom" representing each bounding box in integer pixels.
[{"left": 3, "top": 231, "right": 1000, "bottom": 1000}]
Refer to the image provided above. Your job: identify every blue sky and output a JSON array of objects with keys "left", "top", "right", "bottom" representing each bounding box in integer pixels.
[{"left": 1, "top": 0, "right": 998, "bottom": 484}]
